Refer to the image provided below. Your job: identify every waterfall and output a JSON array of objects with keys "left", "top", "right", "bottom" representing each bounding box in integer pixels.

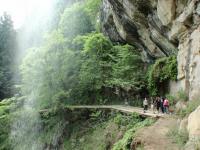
[{"left": 10, "top": 93, "right": 44, "bottom": 150}]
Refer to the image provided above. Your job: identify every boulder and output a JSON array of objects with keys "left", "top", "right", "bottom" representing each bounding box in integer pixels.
[
  {"left": 187, "top": 105, "right": 200, "bottom": 138},
  {"left": 179, "top": 117, "right": 188, "bottom": 132}
]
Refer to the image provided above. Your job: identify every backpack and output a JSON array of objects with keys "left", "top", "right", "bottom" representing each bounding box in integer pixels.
[{"left": 164, "top": 99, "right": 169, "bottom": 106}]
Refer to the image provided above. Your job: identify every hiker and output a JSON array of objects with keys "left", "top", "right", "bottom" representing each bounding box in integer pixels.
[
  {"left": 160, "top": 97, "right": 164, "bottom": 113},
  {"left": 124, "top": 98, "right": 128, "bottom": 106},
  {"left": 143, "top": 97, "right": 148, "bottom": 113},
  {"left": 163, "top": 98, "right": 169, "bottom": 114},
  {"left": 156, "top": 97, "right": 161, "bottom": 113},
  {"left": 151, "top": 97, "right": 156, "bottom": 114}
]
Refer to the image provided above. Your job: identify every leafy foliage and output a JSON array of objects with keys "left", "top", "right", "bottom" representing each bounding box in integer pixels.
[
  {"left": 84, "top": 0, "right": 102, "bottom": 28},
  {"left": 79, "top": 33, "right": 113, "bottom": 90},
  {"left": 147, "top": 56, "right": 177, "bottom": 96},
  {"left": 20, "top": 31, "right": 81, "bottom": 108},
  {"left": 177, "top": 99, "right": 200, "bottom": 118},
  {"left": 63, "top": 111, "right": 155, "bottom": 150},
  {"left": 0, "top": 97, "right": 24, "bottom": 150},
  {"left": 109, "top": 45, "right": 145, "bottom": 92},
  {"left": 177, "top": 89, "right": 188, "bottom": 102},
  {"left": 0, "top": 13, "right": 16, "bottom": 100},
  {"left": 113, "top": 118, "right": 155, "bottom": 150},
  {"left": 59, "top": 2, "right": 94, "bottom": 39}
]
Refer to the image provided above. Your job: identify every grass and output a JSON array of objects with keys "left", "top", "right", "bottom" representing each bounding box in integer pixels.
[
  {"left": 177, "top": 89, "right": 188, "bottom": 102},
  {"left": 165, "top": 89, "right": 188, "bottom": 106},
  {"left": 136, "top": 144, "right": 144, "bottom": 150},
  {"left": 167, "top": 126, "right": 189, "bottom": 147},
  {"left": 177, "top": 100, "right": 200, "bottom": 118}
]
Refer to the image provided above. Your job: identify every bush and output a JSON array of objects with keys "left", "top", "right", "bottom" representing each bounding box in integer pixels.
[
  {"left": 147, "top": 56, "right": 177, "bottom": 96},
  {"left": 177, "top": 89, "right": 188, "bottom": 102},
  {"left": 166, "top": 94, "right": 177, "bottom": 105},
  {"left": 177, "top": 100, "right": 200, "bottom": 118},
  {"left": 113, "top": 118, "right": 155, "bottom": 150},
  {"left": 113, "top": 113, "right": 142, "bottom": 128},
  {"left": 165, "top": 89, "right": 188, "bottom": 107}
]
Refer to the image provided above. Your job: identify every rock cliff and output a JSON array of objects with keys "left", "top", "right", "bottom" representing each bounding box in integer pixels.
[{"left": 101, "top": 0, "right": 200, "bottom": 100}]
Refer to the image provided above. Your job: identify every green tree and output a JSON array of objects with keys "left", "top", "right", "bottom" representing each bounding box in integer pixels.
[
  {"left": 69, "top": 33, "right": 112, "bottom": 103},
  {"left": 110, "top": 45, "right": 145, "bottom": 93},
  {"left": 0, "top": 13, "right": 16, "bottom": 100},
  {"left": 20, "top": 30, "right": 82, "bottom": 108},
  {"left": 59, "top": 3, "right": 94, "bottom": 39}
]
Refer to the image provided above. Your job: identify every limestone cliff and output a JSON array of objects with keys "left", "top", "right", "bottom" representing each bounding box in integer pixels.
[{"left": 101, "top": 0, "right": 200, "bottom": 100}]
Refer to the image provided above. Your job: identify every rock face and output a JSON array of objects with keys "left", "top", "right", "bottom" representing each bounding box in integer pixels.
[
  {"left": 101, "top": 0, "right": 200, "bottom": 100},
  {"left": 179, "top": 117, "right": 188, "bottom": 132},
  {"left": 186, "top": 105, "right": 200, "bottom": 149},
  {"left": 188, "top": 105, "right": 200, "bottom": 138},
  {"left": 101, "top": 0, "right": 178, "bottom": 62},
  {"left": 157, "top": 0, "right": 176, "bottom": 26}
]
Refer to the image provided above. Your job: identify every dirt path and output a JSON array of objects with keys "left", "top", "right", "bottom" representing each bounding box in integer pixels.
[{"left": 133, "top": 117, "right": 180, "bottom": 150}]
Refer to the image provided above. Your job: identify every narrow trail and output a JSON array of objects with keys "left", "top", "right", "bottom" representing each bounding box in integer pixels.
[
  {"left": 66, "top": 105, "right": 166, "bottom": 118},
  {"left": 134, "top": 117, "right": 180, "bottom": 150}
]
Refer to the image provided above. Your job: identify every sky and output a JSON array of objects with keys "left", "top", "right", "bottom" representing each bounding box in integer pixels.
[{"left": 0, "top": 0, "right": 54, "bottom": 29}]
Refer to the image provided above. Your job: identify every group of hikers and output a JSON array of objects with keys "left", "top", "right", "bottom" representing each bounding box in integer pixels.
[{"left": 143, "top": 97, "right": 169, "bottom": 114}]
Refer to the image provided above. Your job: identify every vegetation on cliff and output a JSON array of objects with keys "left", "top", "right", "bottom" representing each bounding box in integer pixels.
[{"left": 147, "top": 56, "right": 177, "bottom": 96}]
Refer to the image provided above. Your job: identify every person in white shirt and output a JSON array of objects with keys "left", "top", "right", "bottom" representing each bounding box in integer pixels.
[{"left": 143, "top": 97, "right": 148, "bottom": 113}]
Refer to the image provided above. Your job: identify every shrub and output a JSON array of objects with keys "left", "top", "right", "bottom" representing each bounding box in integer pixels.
[
  {"left": 113, "top": 118, "right": 155, "bottom": 150},
  {"left": 177, "top": 89, "right": 188, "bottom": 102},
  {"left": 147, "top": 56, "right": 177, "bottom": 96},
  {"left": 177, "top": 100, "right": 200, "bottom": 118},
  {"left": 166, "top": 94, "right": 177, "bottom": 105},
  {"left": 113, "top": 113, "right": 142, "bottom": 128}
]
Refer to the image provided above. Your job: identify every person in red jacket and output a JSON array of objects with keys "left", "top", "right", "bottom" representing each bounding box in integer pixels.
[{"left": 163, "top": 98, "right": 169, "bottom": 114}]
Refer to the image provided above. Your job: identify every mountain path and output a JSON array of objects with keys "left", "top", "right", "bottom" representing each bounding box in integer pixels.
[
  {"left": 66, "top": 105, "right": 166, "bottom": 118},
  {"left": 133, "top": 117, "right": 180, "bottom": 150}
]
